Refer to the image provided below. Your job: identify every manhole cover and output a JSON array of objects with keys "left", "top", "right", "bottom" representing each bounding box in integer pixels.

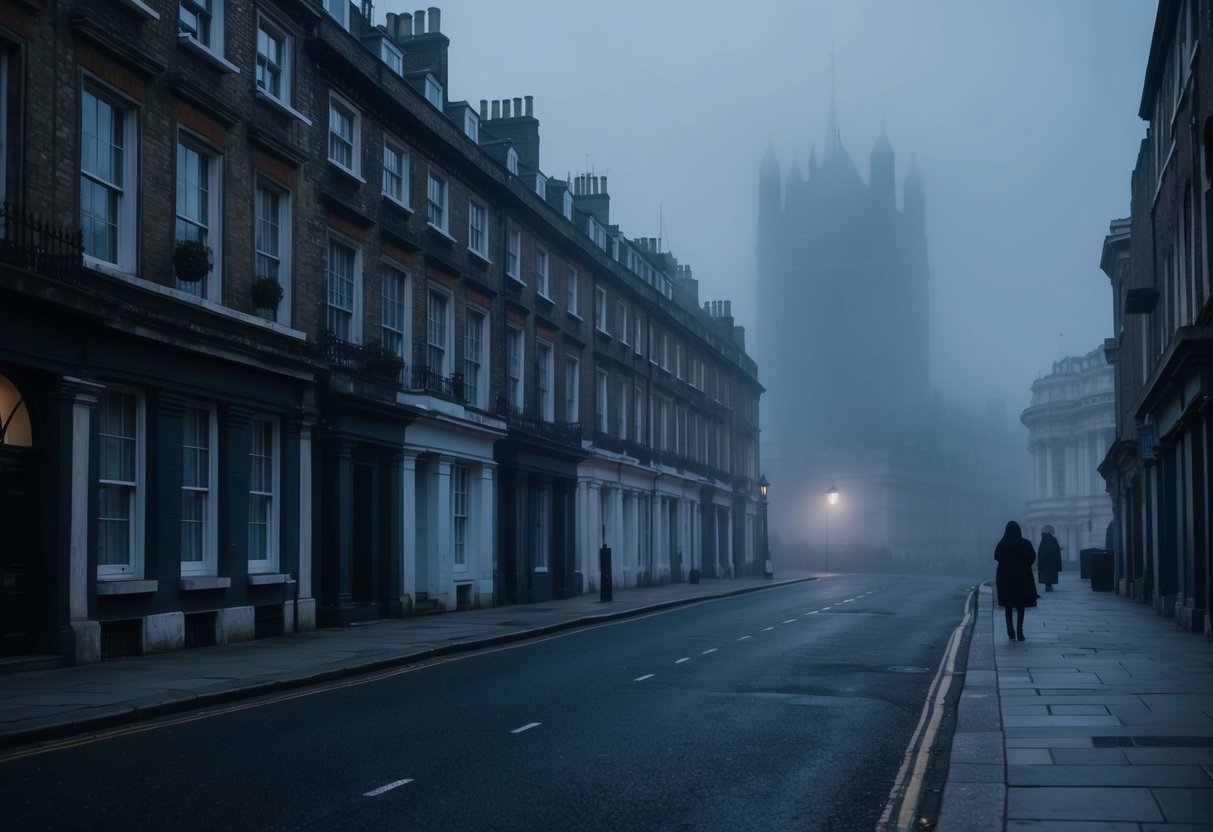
[{"left": 887, "top": 665, "right": 931, "bottom": 674}]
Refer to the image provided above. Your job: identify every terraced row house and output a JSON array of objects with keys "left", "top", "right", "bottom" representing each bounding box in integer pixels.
[
  {"left": 0, "top": 0, "right": 763, "bottom": 664},
  {"left": 1099, "top": 0, "right": 1212, "bottom": 634}
]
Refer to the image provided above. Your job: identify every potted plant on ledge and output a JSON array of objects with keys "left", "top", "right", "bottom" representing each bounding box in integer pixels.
[
  {"left": 251, "top": 275, "right": 285, "bottom": 320},
  {"left": 172, "top": 239, "right": 212, "bottom": 285}
]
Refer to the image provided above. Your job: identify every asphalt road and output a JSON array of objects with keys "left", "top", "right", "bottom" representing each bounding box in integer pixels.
[{"left": 3, "top": 574, "right": 972, "bottom": 831}]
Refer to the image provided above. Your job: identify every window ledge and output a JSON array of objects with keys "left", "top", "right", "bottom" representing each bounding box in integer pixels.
[
  {"left": 506, "top": 273, "right": 526, "bottom": 287},
  {"left": 382, "top": 194, "right": 413, "bottom": 215},
  {"left": 329, "top": 161, "right": 366, "bottom": 184},
  {"left": 180, "top": 576, "right": 232, "bottom": 591},
  {"left": 116, "top": 0, "right": 160, "bottom": 19},
  {"left": 96, "top": 579, "right": 158, "bottom": 596},
  {"left": 255, "top": 89, "right": 312, "bottom": 125},
  {"left": 595, "top": 327, "right": 612, "bottom": 338},
  {"left": 567, "top": 310, "right": 583, "bottom": 321},
  {"left": 468, "top": 247, "right": 491, "bottom": 265},
  {"left": 179, "top": 35, "right": 241, "bottom": 74},
  {"left": 248, "top": 572, "right": 290, "bottom": 585},
  {"left": 427, "top": 222, "right": 457, "bottom": 243},
  {"left": 537, "top": 292, "right": 554, "bottom": 305}
]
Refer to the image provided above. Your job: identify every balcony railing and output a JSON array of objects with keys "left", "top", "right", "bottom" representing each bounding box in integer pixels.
[
  {"left": 497, "top": 399, "right": 582, "bottom": 445},
  {"left": 0, "top": 203, "right": 83, "bottom": 281},
  {"left": 317, "top": 331, "right": 466, "bottom": 403}
]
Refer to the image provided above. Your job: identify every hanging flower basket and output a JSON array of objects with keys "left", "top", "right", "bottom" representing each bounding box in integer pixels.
[
  {"left": 251, "top": 276, "right": 284, "bottom": 314},
  {"left": 172, "top": 239, "right": 212, "bottom": 283}
]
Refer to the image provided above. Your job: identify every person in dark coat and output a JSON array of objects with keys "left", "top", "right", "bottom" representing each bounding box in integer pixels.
[
  {"left": 1037, "top": 525, "right": 1062, "bottom": 591},
  {"left": 995, "top": 521, "right": 1038, "bottom": 641}
]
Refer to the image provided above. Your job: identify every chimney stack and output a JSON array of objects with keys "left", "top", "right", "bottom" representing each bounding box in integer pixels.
[{"left": 427, "top": 6, "right": 440, "bottom": 32}]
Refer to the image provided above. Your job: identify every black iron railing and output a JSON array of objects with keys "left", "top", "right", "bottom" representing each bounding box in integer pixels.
[
  {"left": 0, "top": 202, "right": 84, "bottom": 280},
  {"left": 497, "top": 400, "right": 582, "bottom": 445}
]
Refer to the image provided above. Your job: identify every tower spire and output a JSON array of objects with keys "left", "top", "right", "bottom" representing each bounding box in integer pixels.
[{"left": 827, "top": 48, "right": 839, "bottom": 154}]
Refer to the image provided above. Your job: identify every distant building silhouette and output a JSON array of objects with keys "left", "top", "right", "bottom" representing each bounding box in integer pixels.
[
  {"left": 1021, "top": 347, "right": 1115, "bottom": 563},
  {"left": 757, "top": 96, "right": 1021, "bottom": 573}
]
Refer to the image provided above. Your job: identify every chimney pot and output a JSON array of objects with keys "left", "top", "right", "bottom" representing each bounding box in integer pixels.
[
  {"left": 414, "top": 10, "right": 425, "bottom": 34},
  {"left": 513, "top": 97, "right": 522, "bottom": 117},
  {"left": 491, "top": 99, "right": 501, "bottom": 119},
  {"left": 600, "top": 175, "right": 607, "bottom": 193},
  {"left": 386, "top": 13, "right": 399, "bottom": 38},
  {"left": 427, "top": 6, "right": 440, "bottom": 32},
  {"left": 502, "top": 99, "right": 512, "bottom": 118},
  {"left": 400, "top": 12, "right": 412, "bottom": 36},
  {"left": 591, "top": 177, "right": 598, "bottom": 195},
  {"left": 725, "top": 300, "right": 732, "bottom": 317},
  {"left": 480, "top": 99, "right": 489, "bottom": 120},
  {"left": 525, "top": 95, "right": 533, "bottom": 117}
]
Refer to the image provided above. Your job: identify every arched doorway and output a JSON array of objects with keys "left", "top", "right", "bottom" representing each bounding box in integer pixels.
[{"left": 0, "top": 373, "right": 40, "bottom": 656}]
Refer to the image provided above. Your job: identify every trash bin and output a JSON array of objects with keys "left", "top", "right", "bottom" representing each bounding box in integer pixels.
[
  {"left": 1079, "top": 548, "right": 1096, "bottom": 580},
  {"left": 1089, "top": 548, "right": 1114, "bottom": 592}
]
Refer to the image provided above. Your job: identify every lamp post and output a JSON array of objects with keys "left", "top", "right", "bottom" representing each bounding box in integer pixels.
[
  {"left": 758, "top": 474, "right": 772, "bottom": 579},
  {"left": 825, "top": 483, "right": 839, "bottom": 573}
]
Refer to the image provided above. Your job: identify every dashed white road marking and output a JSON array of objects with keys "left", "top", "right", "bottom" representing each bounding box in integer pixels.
[
  {"left": 510, "top": 722, "right": 541, "bottom": 734},
  {"left": 364, "top": 779, "right": 413, "bottom": 797},
  {"left": 762, "top": 626, "right": 775, "bottom": 632},
  {"left": 701, "top": 648, "right": 718, "bottom": 655},
  {"left": 675, "top": 657, "right": 690, "bottom": 664},
  {"left": 738, "top": 635, "right": 752, "bottom": 641},
  {"left": 634, "top": 673, "right": 655, "bottom": 682},
  {"left": 805, "top": 611, "right": 820, "bottom": 616},
  {"left": 782, "top": 619, "right": 797, "bottom": 624},
  {"left": 842, "top": 599, "right": 854, "bottom": 603},
  {"left": 822, "top": 606, "right": 833, "bottom": 610}
]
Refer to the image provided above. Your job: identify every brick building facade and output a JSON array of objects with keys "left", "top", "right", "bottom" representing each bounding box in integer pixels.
[
  {"left": 0, "top": 0, "right": 762, "bottom": 662},
  {"left": 1100, "top": 0, "right": 1213, "bottom": 633}
]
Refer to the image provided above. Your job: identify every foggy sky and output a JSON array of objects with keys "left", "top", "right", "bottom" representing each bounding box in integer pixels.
[{"left": 382, "top": 0, "right": 1156, "bottom": 416}]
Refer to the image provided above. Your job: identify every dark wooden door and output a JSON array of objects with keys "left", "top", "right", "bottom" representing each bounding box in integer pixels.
[{"left": 0, "top": 448, "right": 39, "bottom": 655}]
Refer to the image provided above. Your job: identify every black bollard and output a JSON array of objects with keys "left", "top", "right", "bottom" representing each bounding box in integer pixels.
[{"left": 599, "top": 545, "right": 613, "bottom": 602}]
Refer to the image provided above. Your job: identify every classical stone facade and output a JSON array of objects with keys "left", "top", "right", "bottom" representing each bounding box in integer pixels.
[{"left": 1021, "top": 347, "right": 1116, "bottom": 563}]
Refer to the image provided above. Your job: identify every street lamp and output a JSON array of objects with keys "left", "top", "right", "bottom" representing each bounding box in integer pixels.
[
  {"left": 825, "top": 483, "right": 839, "bottom": 573},
  {"left": 758, "top": 474, "right": 772, "bottom": 579}
]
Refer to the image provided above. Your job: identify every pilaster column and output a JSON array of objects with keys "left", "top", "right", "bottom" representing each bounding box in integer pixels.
[
  {"left": 435, "top": 455, "right": 454, "bottom": 607},
  {"left": 321, "top": 437, "right": 356, "bottom": 622},
  {"left": 59, "top": 377, "right": 104, "bottom": 663},
  {"left": 477, "top": 464, "right": 495, "bottom": 592},
  {"left": 400, "top": 452, "right": 418, "bottom": 604}
]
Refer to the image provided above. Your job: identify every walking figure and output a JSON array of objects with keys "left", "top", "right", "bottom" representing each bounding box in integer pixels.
[
  {"left": 995, "top": 521, "right": 1039, "bottom": 641},
  {"left": 1037, "top": 525, "right": 1062, "bottom": 592}
]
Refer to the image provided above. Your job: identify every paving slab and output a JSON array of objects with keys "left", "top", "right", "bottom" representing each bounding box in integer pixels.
[{"left": 1006, "top": 786, "right": 1164, "bottom": 822}]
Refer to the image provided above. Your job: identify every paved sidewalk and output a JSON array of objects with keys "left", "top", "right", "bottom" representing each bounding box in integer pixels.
[
  {"left": 936, "top": 570, "right": 1213, "bottom": 831},
  {"left": 0, "top": 573, "right": 815, "bottom": 750}
]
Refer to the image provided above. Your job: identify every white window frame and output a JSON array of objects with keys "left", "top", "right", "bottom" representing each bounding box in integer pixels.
[
  {"left": 328, "top": 92, "right": 361, "bottom": 178},
  {"left": 464, "top": 309, "right": 487, "bottom": 408},
  {"left": 506, "top": 226, "right": 522, "bottom": 282},
  {"left": 254, "top": 177, "right": 291, "bottom": 322},
  {"left": 565, "top": 356, "right": 579, "bottom": 423},
  {"left": 617, "top": 302, "right": 629, "bottom": 344},
  {"left": 326, "top": 234, "right": 362, "bottom": 342},
  {"left": 324, "top": 0, "right": 348, "bottom": 29},
  {"left": 506, "top": 146, "right": 519, "bottom": 175},
  {"left": 618, "top": 379, "right": 628, "bottom": 439},
  {"left": 506, "top": 326, "right": 525, "bottom": 410},
  {"left": 180, "top": 403, "right": 219, "bottom": 577},
  {"left": 562, "top": 189, "right": 573, "bottom": 221},
  {"left": 174, "top": 133, "right": 223, "bottom": 301},
  {"left": 537, "top": 340, "right": 554, "bottom": 422},
  {"left": 427, "top": 170, "right": 448, "bottom": 234},
  {"left": 179, "top": 0, "right": 222, "bottom": 51},
  {"left": 595, "top": 286, "right": 609, "bottom": 334},
  {"left": 379, "top": 39, "right": 403, "bottom": 75},
  {"left": 97, "top": 387, "right": 145, "bottom": 579},
  {"left": 381, "top": 262, "right": 409, "bottom": 365},
  {"left": 80, "top": 79, "right": 139, "bottom": 275},
  {"left": 463, "top": 109, "right": 479, "bottom": 142},
  {"left": 634, "top": 385, "right": 643, "bottom": 444},
  {"left": 248, "top": 417, "right": 279, "bottom": 573},
  {"left": 426, "top": 288, "right": 452, "bottom": 376},
  {"left": 567, "top": 268, "right": 579, "bottom": 316},
  {"left": 424, "top": 74, "right": 444, "bottom": 109},
  {"left": 256, "top": 14, "right": 290, "bottom": 103},
  {"left": 468, "top": 198, "right": 489, "bottom": 259},
  {"left": 536, "top": 246, "right": 550, "bottom": 298},
  {"left": 596, "top": 370, "right": 609, "bottom": 434},
  {"left": 382, "top": 138, "right": 409, "bottom": 208},
  {"left": 634, "top": 313, "right": 643, "bottom": 356}
]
